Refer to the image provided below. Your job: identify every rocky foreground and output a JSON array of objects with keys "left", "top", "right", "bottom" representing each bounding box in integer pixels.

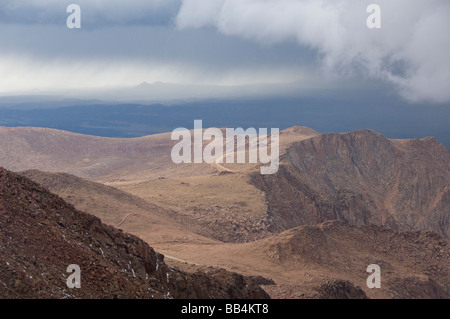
[{"left": 0, "top": 167, "right": 269, "bottom": 299}]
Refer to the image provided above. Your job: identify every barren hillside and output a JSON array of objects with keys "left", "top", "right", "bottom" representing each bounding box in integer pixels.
[
  {"left": 0, "top": 127, "right": 215, "bottom": 182},
  {"left": 156, "top": 221, "right": 449, "bottom": 299},
  {"left": 1, "top": 126, "right": 449, "bottom": 299},
  {"left": 0, "top": 167, "right": 269, "bottom": 299},
  {"left": 19, "top": 170, "right": 218, "bottom": 246},
  {"left": 1, "top": 126, "right": 449, "bottom": 241}
]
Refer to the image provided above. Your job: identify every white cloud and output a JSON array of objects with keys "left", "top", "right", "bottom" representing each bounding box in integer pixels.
[{"left": 177, "top": 0, "right": 450, "bottom": 103}]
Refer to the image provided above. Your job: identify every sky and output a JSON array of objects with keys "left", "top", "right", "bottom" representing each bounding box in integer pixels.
[{"left": 0, "top": 0, "right": 449, "bottom": 103}]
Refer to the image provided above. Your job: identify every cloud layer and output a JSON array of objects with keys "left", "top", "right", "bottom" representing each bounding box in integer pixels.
[
  {"left": 177, "top": 0, "right": 450, "bottom": 103},
  {"left": 0, "top": 0, "right": 449, "bottom": 103}
]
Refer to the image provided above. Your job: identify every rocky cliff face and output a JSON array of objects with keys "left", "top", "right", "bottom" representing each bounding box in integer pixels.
[
  {"left": 0, "top": 167, "right": 269, "bottom": 299},
  {"left": 251, "top": 130, "right": 450, "bottom": 237}
]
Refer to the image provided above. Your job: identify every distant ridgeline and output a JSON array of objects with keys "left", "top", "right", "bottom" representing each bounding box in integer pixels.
[{"left": 0, "top": 98, "right": 449, "bottom": 149}]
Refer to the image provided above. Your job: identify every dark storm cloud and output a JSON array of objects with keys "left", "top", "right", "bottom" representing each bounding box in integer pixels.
[
  {"left": 177, "top": 0, "right": 450, "bottom": 103},
  {"left": 0, "top": 0, "right": 317, "bottom": 90},
  {"left": 0, "top": 0, "right": 181, "bottom": 27},
  {"left": 0, "top": 23, "right": 315, "bottom": 71}
]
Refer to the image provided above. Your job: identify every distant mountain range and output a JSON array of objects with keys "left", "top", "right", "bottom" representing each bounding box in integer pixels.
[{"left": 0, "top": 97, "right": 449, "bottom": 149}]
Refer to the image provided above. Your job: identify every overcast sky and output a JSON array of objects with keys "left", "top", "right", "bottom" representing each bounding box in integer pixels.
[{"left": 0, "top": 0, "right": 449, "bottom": 103}]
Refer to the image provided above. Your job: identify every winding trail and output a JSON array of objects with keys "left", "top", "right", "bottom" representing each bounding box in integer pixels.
[
  {"left": 116, "top": 213, "right": 132, "bottom": 227},
  {"left": 211, "top": 161, "right": 234, "bottom": 173},
  {"left": 210, "top": 152, "right": 236, "bottom": 173},
  {"left": 164, "top": 254, "right": 199, "bottom": 266}
]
